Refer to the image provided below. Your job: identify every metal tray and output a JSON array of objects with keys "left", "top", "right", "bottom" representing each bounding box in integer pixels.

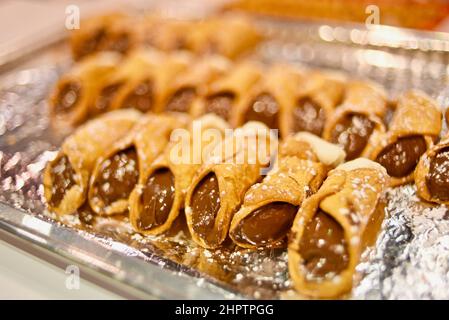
[{"left": 2, "top": 17, "right": 449, "bottom": 300}]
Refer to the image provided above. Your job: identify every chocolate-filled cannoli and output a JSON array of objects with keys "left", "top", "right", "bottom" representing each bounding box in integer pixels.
[
  {"left": 186, "top": 15, "right": 262, "bottom": 59},
  {"left": 287, "top": 71, "right": 346, "bottom": 137},
  {"left": 70, "top": 13, "right": 124, "bottom": 60},
  {"left": 288, "top": 159, "right": 389, "bottom": 298},
  {"left": 232, "top": 64, "right": 301, "bottom": 138},
  {"left": 199, "top": 61, "right": 262, "bottom": 122},
  {"left": 372, "top": 90, "right": 442, "bottom": 186},
  {"left": 110, "top": 51, "right": 192, "bottom": 113},
  {"left": 229, "top": 132, "right": 345, "bottom": 249},
  {"left": 88, "top": 113, "right": 190, "bottom": 216},
  {"left": 415, "top": 134, "right": 449, "bottom": 204},
  {"left": 323, "top": 81, "right": 388, "bottom": 160},
  {"left": 162, "top": 56, "right": 231, "bottom": 116},
  {"left": 49, "top": 52, "right": 122, "bottom": 126},
  {"left": 129, "top": 114, "right": 230, "bottom": 235},
  {"left": 43, "top": 109, "right": 141, "bottom": 215},
  {"left": 185, "top": 122, "right": 278, "bottom": 249},
  {"left": 70, "top": 13, "right": 138, "bottom": 61},
  {"left": 90, "top": 49, "right": 165, "bottom": 117}
]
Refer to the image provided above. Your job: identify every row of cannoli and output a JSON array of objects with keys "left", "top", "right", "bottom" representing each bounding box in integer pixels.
[
  {"left": 50, "top": 49, "right": 347, "bottom": 138},
  {"left": 70, "top": 13, "right": 261, "bottom": 61}
]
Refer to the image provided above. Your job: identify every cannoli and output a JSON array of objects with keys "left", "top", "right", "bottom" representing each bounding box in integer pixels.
[
  {"left": 43, "top": 109, "right": 141, "bottom": 215},
  {"left": 415, "top": 134, "right": 449, "bottom": 204},
  {"left": 90, "top": 49, "right": 165, "bottom": 117},
  {"left": 229, "top": 132, "right": 345, "bottom": 249},
  {"left": 70, "top": 13, "right": 138, "bottom": 60},
  {"left": 185, "top": 122, "right": 278, "bottom": 249},
  {"left": 142, "top": 17, "right": 195, "bottom": 51},
  {"left": 288, "top": 158, "right": 389, "bottom": 298},
  {"left": 129, "top": 114, "right": 230, "bottom": 235},
  {"left": 88, "top": 113, "right": 190, "bottom": 216},
  {"left": 323, "top": 81, "right": 388, "bottom": 160},
  {"left": 49, "top": 52, "right": 122, "bottom": 126},
  {"left": 162, "top": 56, "right": 231, "bottom": 116},
  {"left": 186, "top": 15, "right": 262, "bottom": 59},
  {"left": 232, "top": 64, "right": 301, "bottom": 138},
  {"left": 287, "top": 71, "right": 346, "bottom": 137},
  {"left": 110, "top": 51, "right": 192, "bottom": 113},
  {"left": 199, "top": 61, "right": 262, "bottom": 122},
  {"left": 372, "top": 90, "right": 442, "bottom": 186}
]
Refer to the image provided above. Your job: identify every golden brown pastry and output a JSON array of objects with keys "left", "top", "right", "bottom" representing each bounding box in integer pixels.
[
  {"left": 89, "top": 49, "right": 164, "bottom": 117},
  {"left": 129, "top": 114, "right": 230, "bottom": 235},
  {"left": 288, "top": 158, "right": 389, "bottom": 299},
  {"left": 186, "top": 15, "right": 262, "bottom": 59},
  {"left": 43, "top": 109, "right": 141, "bottom": 215},
  {"left": 323, "top": 81, "right": 388, "bottom": 160},
  {"left": 110, "top": 51, "right": 192, "bottom": 113},
  {"left": 49, "top": 52, "right": 122, "bottom": 126},
  {"left": 162, "top": 56, "right": 231, "bottom": 116},
  {"left": 185, "top": 122, "right": 278, "bottom": 249},
  {"left": 286, "top": 71, "right": 346, "bottom": 137},
  {"left": 199, "top": 61, "right": 262, "bottom": 122},
  {"left": 229, "top": 132, "right": 345, "bottom": 249},
  {"left": 88, "top": 113, "right": 190, "bottom": 216},
  {"left": 415, "top": 134, "right": 449, "bottom": 204},
  {"left": 371, "top": 90, "right": 442, "bottom": 186},
  {"left": 70, "top": 13, "right": 139, "bottom": 61},
  {"left": 232, "top": 64, "right": 302, "bottom": 138},
  {"left": 142, "top": 16, "right": 195, "bottom": 51}
]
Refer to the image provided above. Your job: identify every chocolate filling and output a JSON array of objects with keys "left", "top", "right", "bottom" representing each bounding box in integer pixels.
[
  {"left": 105, "top": 32, "right": 130, "bottom": 54},
  {"left": 94, "top": 82, "right": 123, "bottom": 114},
  {"left": 331, "top": 113, "right": 375, "bottom": 160},
  {"left": 122, "top": 80, "right": 154, "bottom": 112},
  {"left": 426, "top": 147, "right": 449, "bottom": 201},
  {"left": 298, "top": 209, "right": 349, "bottom": 279},
  {"left": 49, "top": 155, "right": 77, "bottom": 207},
  {"left": 78, "top": 28, "right": 106, "bottom": 58},
  {"left": 232, "top": 202, "right": 298, "bottom": 247},
  {"left": 93, "top": 147, "right": 139, "bottom": 209},
  {"left": 165, "top": 87, "right": 196, "bottom": 113},
  {"left": 244, "top": 93, "right": 280, "bottom": 131},
  {"left": 204, "top": 92, "right": 235, "bottom": 121},
  {"left": 137, "top": 168, "right": 175, "bottom": 230},
  {"left": 292, "top": 97, "right": 326, "bottom": 136},
  {"left": 190, "top": 173, "right": 221, "bottom": 243},
  {"left": 375, "top": 135, "right": 427, "bottom": 178},
  {"left": 54, "top": 82, "right": 82, "bottom": 114}
]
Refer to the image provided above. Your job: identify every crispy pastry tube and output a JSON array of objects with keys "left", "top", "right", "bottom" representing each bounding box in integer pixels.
[
  {"left": 185, "top": 122, "right": 278, "bottom": 249},
  {"left": 49, "top": 52, "right": 122, "bottom": 126},
  {"left": 323, "top": 81, "right": 388, "bottom": 160},
  {"left": 229, "top": 132, "right": 345, "bottom": 249},
  {"left": 110, "top": 51, "right": 192, "bottom": 113},
  {"left": 129, "top": 114, "right": 230, "bottom": 235},
  {"left": 199, "top": 61, "right": 262, "bottom": 122},
  {"left": 186, "top": 15, "right": 262, "bottom": 59},
  {"left": 162, "top": 56, "right": 231, "bottom": 116},
  {"left": 288, "top": 159, "right": 389, "bottom": 299},
  {"left": 287, "top": 71, "right": 346, "bottom": 137},
  {"left": 415, "top": 134, "right": 449, "bottom": 204},
  {"left": 372, "top": 90, "right": 442, "bottom": 187},
  {"left": 88, "top": 113, "right": 190, "bottom": 216},
  {"left": 232, "top": 64, "right": 301, "bottom": 138},
  {"left": 43, "top": 109, "right": 141, "bottom": 215},
  {"left": 90, "top": 49, "right": 165, "bottom": 117},
  {"left": 70, "top": 13, "right": 124, "bottom": 60}
]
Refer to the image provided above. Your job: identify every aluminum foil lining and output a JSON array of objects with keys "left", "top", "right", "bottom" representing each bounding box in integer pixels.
[{"left": 2, "top": 21, "right": 449, "bottom": 299}]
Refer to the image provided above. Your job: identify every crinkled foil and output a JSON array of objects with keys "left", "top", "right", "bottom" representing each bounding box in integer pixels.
[{"left": 2, "top": 21, "right": 449, "bottom": 299}]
